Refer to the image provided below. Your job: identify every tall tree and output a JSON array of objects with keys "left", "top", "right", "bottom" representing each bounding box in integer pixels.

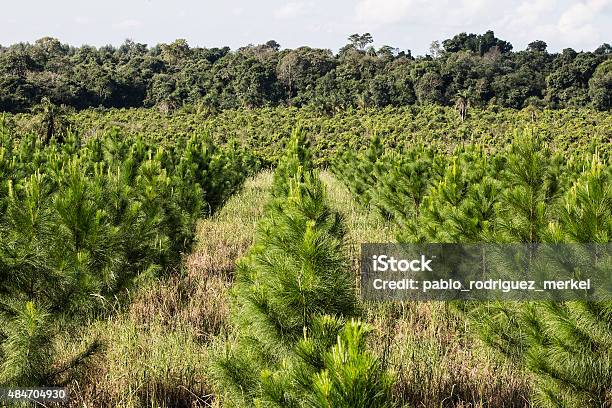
[{"left": 455, "top": 90, "right": 469, "bottom": 121}]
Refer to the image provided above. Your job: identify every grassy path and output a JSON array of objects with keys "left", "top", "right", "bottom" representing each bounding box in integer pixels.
[
  {"left": 319, "top": 170, "right": 396, "bottom": 287},
  {"left": 188, "top": 170, "right": 273, "bottom": 280}
]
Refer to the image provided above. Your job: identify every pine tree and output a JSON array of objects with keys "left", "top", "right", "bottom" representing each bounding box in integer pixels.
[
  {"left": 399, "top": 146, "right": 498, "bottom": 243},
  {"left": 272, "top": 126, "right": 314, "bottom": 198},
  {"left": 495, "top": 130, "right": 563, "bottom": 243},
  {"left": 329, "top": 126, "right": 611, "bottom": 407},
  {"left": 308, "top": 319, "right": 395, "bottom": 408},
  {"left": 332, "top": 133, "right": 384, "bottom": 209},
  {"left": 522, "top": 159, "right": 611, "bottom": 407},
  {"left": 0, "top": 301, "right": 53, "bottom": 386},
  {"left": 373, "top": 145, "right": 441, "bottom": 223}
]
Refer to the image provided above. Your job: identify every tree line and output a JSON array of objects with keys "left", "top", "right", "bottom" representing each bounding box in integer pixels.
[{"left": 1, "top": 31, "right": 610, "bottom": 113}]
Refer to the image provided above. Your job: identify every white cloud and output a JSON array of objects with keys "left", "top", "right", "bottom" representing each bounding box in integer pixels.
[
  {"left": 558, "top": 0, "right": 609, "bottom": 31},
  {"left": 551, "top": 0, "right": 609, "bottom": 47},
  {"left": 355, "top": 0, "right": 412, "bottom": 25},
  {"left": 496, "top": 0, "right": 558, "bottom": 46},
  {"left": 274, "top": 2, "right": 307, "bottom": 19},
  {"left": 113, "top": 19, "right": 143, "bottom": 30},
  {"left": 504, "top": 0, "right": 557, "bottom": 27},
  {"left": 350, "top": 0, "right": 611, "bottom": 52},
  {"left": 354, "top": 0, "right": 489, "bottom": 28},
  {"left": 487, "top": 0, "right": 609, "bottom": 50},
  {"left": 74, "top": 16, "right": 92, "bottom": 25},
  {"left": 1, "top": 0, "right": 610, "bottom": 55}
]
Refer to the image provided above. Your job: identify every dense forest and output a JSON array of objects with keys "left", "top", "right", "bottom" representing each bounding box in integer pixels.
[{"left": 1, "top": 31, "right": 611, "bottom": 113}]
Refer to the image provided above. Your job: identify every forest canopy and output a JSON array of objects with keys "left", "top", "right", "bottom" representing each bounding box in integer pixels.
[{"left": 1, "top": 30, "right": 611, "bottom": 113}]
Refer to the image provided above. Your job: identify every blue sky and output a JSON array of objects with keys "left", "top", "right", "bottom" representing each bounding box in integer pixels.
[{"left": 1, "top": 0, "right": 610, "bottom": 54}]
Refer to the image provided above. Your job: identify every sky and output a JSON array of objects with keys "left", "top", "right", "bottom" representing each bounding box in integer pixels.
[{"left": 1, "top": 0, "right": 610, "bottom": 55}]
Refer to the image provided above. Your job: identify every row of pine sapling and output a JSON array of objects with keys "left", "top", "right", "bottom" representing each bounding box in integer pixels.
[
  {"left": 215, "top": 128, "right": 396, "bottom": 407},
  {"left": 0, "top": 126, "right": 258, "bottom": 387},
  {"left": 332, "top": 130, "right": 611, "bottom": 407}
]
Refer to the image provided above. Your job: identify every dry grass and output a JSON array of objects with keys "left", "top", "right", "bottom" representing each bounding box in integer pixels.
[
  {"left": 367, "top": 301, "right": 530, "bottom": 407},
  {"left": 128, "top": 171, "right": 272, "bottom": 341},
  {"left": 64, "top": 319, "right": 214, "bottom": 408}
]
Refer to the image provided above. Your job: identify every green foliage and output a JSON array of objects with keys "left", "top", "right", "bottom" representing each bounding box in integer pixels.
[
  {"left": 332, "top": 133, "right": 384, "bottom": 208},
  {"left": 0, "top": 301, "right": 53, "bottom": 386},
  {"left": 442, "top": 30, "right": 513, "bottom": 55},
  {"left": 404, "top": 147, "right": 499, "bottom": 243},
  {"left": 372, "top": 146, "right": 440, "bottom": 223},
  {"left": 0, "top": 125, "right": 257, "bottom": 386},
  {"left": 589, "top": 59, "right": 612, "bottom": 111},
  {"left": 271, "top": 126, "right": 314, "bottom": 197},
  {"left": 494, "top": 131, "right": 563, "bottom": 243},
  {"left": 0, "top": 34, "right": 610, "bottom": 112},
  {"left": 470, "top": 158, "right": 612, "bottom": 407},
  {"left": 309, "top": 319, "right": 394, "bottom": 408},
  {"left": 13, "top": 105, "right": 606, "bottom": 167},
  {"left": 31, "top": 97, "right": 72, "bottom": 143}
]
